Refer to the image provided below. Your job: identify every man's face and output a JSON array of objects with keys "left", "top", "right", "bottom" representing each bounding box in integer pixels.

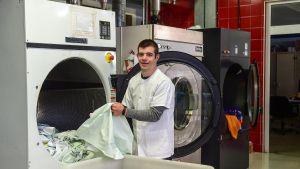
[{"left": 137, "top": 46, "right": 159, "bottom": 72}]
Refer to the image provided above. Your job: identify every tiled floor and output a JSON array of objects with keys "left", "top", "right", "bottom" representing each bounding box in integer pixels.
[
  {"left": 249, "top": 117, "right": 300, "bottom": 169},
  {"left": 249, "top": 152, "right": 300, "bottom": 169}
]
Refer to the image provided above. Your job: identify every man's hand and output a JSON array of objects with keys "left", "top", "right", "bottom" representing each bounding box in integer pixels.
[{"left": 111, "top": 102, "right": 125, "bottom": 116}]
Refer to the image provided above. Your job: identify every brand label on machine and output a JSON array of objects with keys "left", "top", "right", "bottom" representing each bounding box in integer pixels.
[
  {"left": 156, "top": 40, "right": 203, "bottom": 57},
  {"left": 158, "top": 43, "right": 172, "bottom": 50},
  {"left": 65, "top": 37, "right": 88, "bottom": 44}
]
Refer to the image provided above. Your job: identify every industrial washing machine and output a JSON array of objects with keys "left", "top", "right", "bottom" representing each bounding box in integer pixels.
[
  {"left": 201, "top": 28, "right": 260, "bottom": 169},
  {"left": 0, "top": 0, "right": 117, "bottom": 168},
  {"left": 115, "top": 24, "right": 222, "bottom": 165}
]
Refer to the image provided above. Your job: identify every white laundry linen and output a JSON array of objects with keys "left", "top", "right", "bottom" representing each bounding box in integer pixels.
[
  {"left": 38, "top": 103, "right": 133, "bottom": 163},
  {"left": 77, "top": 103, "right": 133, "bottom": 160}
]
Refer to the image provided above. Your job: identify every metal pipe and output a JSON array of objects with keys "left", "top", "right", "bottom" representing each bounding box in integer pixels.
[
  {"left": 147, "top": 0, "right": 175, "bottom": 24},
  {"left": 143, "top": 0, "right": 149, "bottom": 24},
  {"left": 149, "top": 0, "right": 160, "bottom": 24},
  {"left": 143, "top": 0, "right": 146, "bottom": 24},
  {"left": 150, "top": 0, "right": 160, "bottom": 16},
  {"left": 100, "top": 0, "right": 108, "bottom": 9},
  {"left": 112, "top": 0, "right": 126, "bottom": 27}
]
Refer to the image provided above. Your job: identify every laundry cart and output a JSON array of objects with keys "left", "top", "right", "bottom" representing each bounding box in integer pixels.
[{"left": 0, "top": 1, "right": 214, "bottom": 169}]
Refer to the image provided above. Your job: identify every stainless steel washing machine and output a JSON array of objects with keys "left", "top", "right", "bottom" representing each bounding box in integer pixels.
[
  {"left": 0, "top": 1, "right": 116, "bottom": 169},
  {"left": 116, "top": 24, "right": 222, "bottom": 165}
]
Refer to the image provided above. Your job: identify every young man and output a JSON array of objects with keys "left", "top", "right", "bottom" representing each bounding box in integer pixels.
[{"left": 111, "top": 39, "right": 175, "bottom": 159}]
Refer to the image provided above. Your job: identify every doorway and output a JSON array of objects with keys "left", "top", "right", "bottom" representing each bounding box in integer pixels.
[{"left": 265, "top": 0, "right": 300, "bottom": 155}]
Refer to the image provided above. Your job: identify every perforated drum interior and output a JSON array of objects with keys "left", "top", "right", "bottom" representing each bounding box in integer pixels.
[{"left": 37, "top": 58, "right": 107, "bottom": 131}]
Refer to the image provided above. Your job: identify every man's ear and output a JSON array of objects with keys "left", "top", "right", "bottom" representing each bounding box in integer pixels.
[{"left": 155, "top": 53, "right": 160, "bottom": 60}]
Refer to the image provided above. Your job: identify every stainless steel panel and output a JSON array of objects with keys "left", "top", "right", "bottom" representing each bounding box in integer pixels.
[
  {"left": 154, "top": 25, "right": 203, "bottom": 44},
  {"left": 175, "top": 149, "right": 201, "bottom": 164},
  {"left": 155, "top": 39, "right": 203, "bottom": 57},
  {"left": 0, "top": 1, "right": 28, "bottom": 169}
]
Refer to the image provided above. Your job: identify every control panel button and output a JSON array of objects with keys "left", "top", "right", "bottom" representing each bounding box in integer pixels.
[{"left": 105, "top": 52, "right": 114, "bottom": 63}]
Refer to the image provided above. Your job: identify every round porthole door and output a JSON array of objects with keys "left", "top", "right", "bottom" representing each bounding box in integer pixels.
[{"left": 246, "top": 61, "right": 260, "bottom": 128}]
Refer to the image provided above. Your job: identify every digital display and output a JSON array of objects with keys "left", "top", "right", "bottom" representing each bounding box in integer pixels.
[{"left": 99, "top": 21, "right": 110, "bottom": 40}]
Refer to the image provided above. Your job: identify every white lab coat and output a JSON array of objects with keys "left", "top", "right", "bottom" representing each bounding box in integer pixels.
[{"left": 122, "top": 69, "right": 175, "bottom": 158}]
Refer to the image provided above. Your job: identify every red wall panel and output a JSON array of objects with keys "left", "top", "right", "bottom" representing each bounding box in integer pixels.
[
  {"left": 240, "top": 5, "right": 251, "bottom": 16},
  {"left": 240, "top": 0, "right": 252, "bottom": 5},
  {"left": 251, "top": 27, "right": 263, "bottom": 39},
  {"left": 240, "top": 17, "right": 251, "bottom": 28},
  {"left": 160, "top": 0, "right": 195, "bottom": 28}
]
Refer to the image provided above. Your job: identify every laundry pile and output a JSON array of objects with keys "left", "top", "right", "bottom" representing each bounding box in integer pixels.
[
  {"left": 38, "top": 103, "right": 133, "bottom": 163},
  {"left": 224, "top": 107, "right": 243, "bottom": 139}
]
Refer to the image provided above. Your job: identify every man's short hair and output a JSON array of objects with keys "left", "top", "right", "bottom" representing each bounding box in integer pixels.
[{"left": 138, "top": 39, "right": 159, "bottom": 54}]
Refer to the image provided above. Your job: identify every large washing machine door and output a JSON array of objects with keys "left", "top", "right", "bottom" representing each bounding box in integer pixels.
[
  {"left": 121, "top": 51, "right": 221, "bottom": 158},
  {"left": 246, "top": 60, "right": 260, "bottom": 128}
]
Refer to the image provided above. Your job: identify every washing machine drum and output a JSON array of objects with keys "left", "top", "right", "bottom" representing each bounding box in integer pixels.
[
  {"left": 172, "top": 76, "right": 196, "bottom": 131},
  {"left": 158, "top": 61, "right": 217, "bottom": 150},
  {"left": 36, "top": 59, "right": 107, "bottom": 131},
  {"left": 37, "top": 88, "right": 106, "bottom": 131}
]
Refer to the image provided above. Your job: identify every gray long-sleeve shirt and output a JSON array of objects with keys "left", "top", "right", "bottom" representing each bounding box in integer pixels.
[{"left": 126, "top": 106, "right": 167, "bottom": 122}]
